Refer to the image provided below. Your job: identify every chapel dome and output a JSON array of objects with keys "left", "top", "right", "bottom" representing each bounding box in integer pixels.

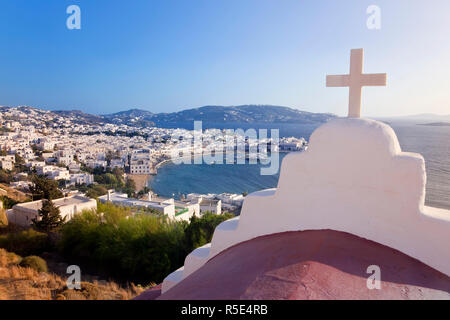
[{"left": 136, "top": 230, "right": 450, "bottom": 300}]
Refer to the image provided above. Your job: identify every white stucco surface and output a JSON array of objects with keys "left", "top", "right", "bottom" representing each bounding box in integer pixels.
[
  {"left": 182, "top": 243, "right": 211, "bottom": 279},
  {"left": 161, "top": 266, "right": 185, "bottom": 293},
  {"left": 161, "top": 118, "right": 450, "bottom": 293}
]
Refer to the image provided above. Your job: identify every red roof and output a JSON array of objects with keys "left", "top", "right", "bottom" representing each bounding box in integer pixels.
[{"left": 136, "top": 230, "right": 450, "bottom": 300}]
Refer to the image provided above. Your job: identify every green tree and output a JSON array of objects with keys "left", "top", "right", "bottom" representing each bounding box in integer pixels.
[
  {"left": 94, "top": 173, "right": 118, "bottom": 186},
  {"left": 123, "top": 178, "right": 136, "bottom": 198},
  {"left": 29, "top": 175, "right": 64, "bottom": 201},
  {"left": 32, "top": 199, "right": 66, "bottom": 232},
  {"left": 85, "top": 184, "right": 108, "bottom": 198},
  {"left": 0, "top": 196, "right": 19, "bottom": 209},
  {"left": 58, "top": 179, "right": 68, "bottom": 189},
  {"left": 184, "top": 212, "right": 235, "bottom": 252},
  {"left": 137, "top": 186, "right": 150, "bottom": 197},
  {"left": 14, "top": 154, "right": 25, "bottom": 165}
]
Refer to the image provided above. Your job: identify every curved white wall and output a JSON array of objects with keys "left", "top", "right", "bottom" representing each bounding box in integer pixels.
[{"left": 162, "top": 118, "right": 450, "bottom": 293}]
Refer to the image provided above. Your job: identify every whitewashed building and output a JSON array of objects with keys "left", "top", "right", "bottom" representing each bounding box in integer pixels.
[
  {"left": 70, "top": 173, "right": 94, "bottom": 186},
  {"left": 56, "top": 150, "right": 74, "bottom": 165},
  {"left": 0, "top": 160, "right": 13, "bottom": 171},
  {"left": 99, "top": 191, "right": 176, "bottom": 217},
  {"left": 9, "top": 195, "right": 97, "bottom": 227},
  {"left": 130, "top": 155, "right": 152, "bottom": 174}
]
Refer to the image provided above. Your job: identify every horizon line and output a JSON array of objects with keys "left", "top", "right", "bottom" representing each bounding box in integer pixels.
[{"left": 1, "top": 104, "right": 449, "bottom": 119}]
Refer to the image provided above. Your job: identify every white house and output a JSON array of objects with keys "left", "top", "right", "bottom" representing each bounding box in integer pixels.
[
  {"left": 25, "top": 160, "right": 45, "bottom": 168},
  {"left": 37, "top": 138, "right": 55, "bottom": 151},
  {"left": 9, "top": 195, "right": 97, "bottom": 227},
  {"left": 216, "top": 193, "right": 245, "bottom": 207},
  {"left": 98, "top": 190, "right": 199, "bottom": 221},
  {"left": 198, "top": 198, "right": 221, "bottom": 215},
  {"left": 110, "top": 158, "right": 125, "bottom": 169},
  {"left": 186, "top": 193, "right": 224, "bottom": 214},
  {"left": 68, "top": 162, "right": 81, "bottom": 173},
  {"left": 0, "top": 155, "right": 15, "bottom": 171},
  {"left": 0, "top": 160, "right": 13, "bottom": 171},
  {"left": 56, "top": 150, "right": 74, "bottom": 165},
  {"left": 85, "top": 160, "right": 107, "bottom": 169},
  {"left": 0, "top": 155, "right": 15, "bottom": 163},
  {"left": 173, "top": 199, "right": 200, "bottom": 222},
  {"left": 130, "top": 156, "right": 152, "bottom": 174},
  {"left": 99, "top": 191, "right": 176, "bottom": 217},
  {"left": 70, "top": 173, "right": 94, "bottom": 186}
]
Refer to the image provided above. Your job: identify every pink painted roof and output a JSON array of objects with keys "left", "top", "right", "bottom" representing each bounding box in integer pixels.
[{"left": 137, "top": 230, "right": 450, "bottom": 300}]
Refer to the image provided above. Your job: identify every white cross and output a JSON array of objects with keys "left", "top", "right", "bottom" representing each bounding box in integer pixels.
[{"left": 326, "top": 48, "right": 387, "bottom": 118}]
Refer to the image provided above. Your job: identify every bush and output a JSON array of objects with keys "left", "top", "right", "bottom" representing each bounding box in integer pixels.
[
  {"left": 0, "top": 229, "right": 50, "bottom": 256},
  {"left": 1, "top": 196, "right": 19, "bottom": 209},
  {"left": 0, "top": 248, "right": 22, "bottom": 267},
  {"left": 59, "top": 209, "right": 187, "bottom": 284},
  {"left": 184, "top": 212, "right": 235, "bottom": 252},
  {"left": 85, "top": 185, "right": 108, "bottom": 199},
  {"left": 7, "top": 251, "right": 22, "bottom": 265},
  {"left": 19, "top": 255, "right": 48, "bottom": 272},
  {"left": 58, "top": 206, "right": 235, "bottom": 285}
]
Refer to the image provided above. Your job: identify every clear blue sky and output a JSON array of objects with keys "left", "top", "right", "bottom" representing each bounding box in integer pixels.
[{"left": 0, "top": 0, "right": 449, "bottom": 117}]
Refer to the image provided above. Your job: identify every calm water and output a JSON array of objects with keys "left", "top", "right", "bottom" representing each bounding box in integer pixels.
[{"left": 150, "top": 121, "right": 450, "bottom": 210}]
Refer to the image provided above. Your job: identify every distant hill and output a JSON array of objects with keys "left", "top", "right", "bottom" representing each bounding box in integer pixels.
[
  {"left": 417, "top": 122, "right": 450, "bottom": 127},
  {"left": 53, "top": 110, "right": 104, "bottom": 124},
  {"left": 102, "top": 108, "right": 155, "bottom": 127},
  {"left": 379, "top": 113, "right": 450, "bottom": 122},
  {"left": 103, "top": 105, "right": 336, "bottom": 127},
  {"left": 7, "top": 105, "right": 335, "bottom": 128}
]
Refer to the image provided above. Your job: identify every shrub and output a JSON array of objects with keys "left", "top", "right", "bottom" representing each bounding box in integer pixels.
[
  {"left": 1, "top": 196, "right": 19, "bottom": 209},
  {"left": 58, "top": 206, "right": 235, "bottom": 285},
  {"left": 0, "top": 229, "right": 50, "bottom": 256},
  {"left": 19, "top": 255, "right": 48, "bottom": 272},
  {"left": 7, "top": 251, "right": 22, "bottom": 265},
  {"left": 85, "top": 185, "right": 108, "bottom": 199},
  {"left": 0, "top": 248, "right": 22, "bottom": 267},
  {"left": 59, "top": 209, "right": 187, "bottom": 284},
  {"left": 184, "top": 212, "right": 235, "bottom": 252}
]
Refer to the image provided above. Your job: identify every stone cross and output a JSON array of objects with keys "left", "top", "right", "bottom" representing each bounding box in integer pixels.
[{"left": 326, "top": 48, "right": 387, "bottom": 118}]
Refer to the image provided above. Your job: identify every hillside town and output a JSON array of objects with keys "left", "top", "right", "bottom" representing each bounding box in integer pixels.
[{"left": 0, "top": 105, "right": 306, "bottom": 225}]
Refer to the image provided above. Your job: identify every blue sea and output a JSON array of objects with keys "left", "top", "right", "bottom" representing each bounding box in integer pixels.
[{"left": 150, "top": 121, "right": 450, "bottom": 210}]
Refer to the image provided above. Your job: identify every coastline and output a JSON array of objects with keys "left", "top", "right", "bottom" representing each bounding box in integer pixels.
[
  {"left": 155, "top": 150, "right": 289, "bottom": 167},
  {"left": 152, "top": 150, "right": 289, "bottom": 176}
]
